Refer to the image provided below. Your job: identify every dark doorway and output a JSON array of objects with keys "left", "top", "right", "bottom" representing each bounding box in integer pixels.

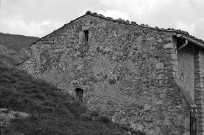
[
  {"left": 190, "top": 108, "right": 197, "bottom": 135},
  {"left": 75, "top": 88, "right": 84, "bottom": 102}
]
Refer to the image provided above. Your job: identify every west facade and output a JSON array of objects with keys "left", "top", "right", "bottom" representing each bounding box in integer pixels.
[{"left": 21, "top": 11, "right": 204, "bottom": 135}]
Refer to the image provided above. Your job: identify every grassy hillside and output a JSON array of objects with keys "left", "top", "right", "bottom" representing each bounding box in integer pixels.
[
  {"left": 0, "top": 54, "right": 20, "bottom": 66},
  {"left": 0, "top": 32, "right": 38, "bottom": 51},
  {"left": 0, "top": 48, "right": 30, "bottom": 67},
  {"left": 0, "top": 32, "right": 38, "bottom": 67},
  {"left": 0, "top": 64, "right": 138, "bottom": 135}
]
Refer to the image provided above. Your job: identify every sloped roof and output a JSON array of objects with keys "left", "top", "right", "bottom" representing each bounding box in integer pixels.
[{"left": 30, "top": 11, "right": 204, "bottom": 47}]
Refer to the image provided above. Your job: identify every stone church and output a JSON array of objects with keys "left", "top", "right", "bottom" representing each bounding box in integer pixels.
[{"left": 21, "top": 11, "right": 204, "bottom": 135}]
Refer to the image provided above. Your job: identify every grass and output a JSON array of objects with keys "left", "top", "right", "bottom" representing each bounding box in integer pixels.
[
  {"left": 0, "top": 32, "right": 38, "bottom": 51},
  {"left": 0, "top": 53, "right": 21, "bottom": 66},
  {"left": 0, "top": 64, "right": 131, "bottom": 135}
]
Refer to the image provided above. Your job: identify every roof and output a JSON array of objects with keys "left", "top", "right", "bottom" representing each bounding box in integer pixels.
[{"left": 30, "top": 11, "right": 204, "bottom": 48}]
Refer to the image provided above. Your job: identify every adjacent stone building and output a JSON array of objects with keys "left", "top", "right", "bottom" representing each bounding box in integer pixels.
[{"left": 20, "top": 11, "right": 204, "bottom": 135}]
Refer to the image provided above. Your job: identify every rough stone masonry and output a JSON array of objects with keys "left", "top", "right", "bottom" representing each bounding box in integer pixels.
[{"left": 20, "top": 11, "right": 204, "bottom": 135}]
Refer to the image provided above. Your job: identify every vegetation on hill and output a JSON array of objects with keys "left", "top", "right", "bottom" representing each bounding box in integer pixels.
[
  {"left": 0, "top": 32, "right": 38, "bottom": 51},
  {"left": 0, "top": 32, "right": 39, "bottom": 67},
  {"left": 0, "top": 64, "right": 133, "bottom": 135}
]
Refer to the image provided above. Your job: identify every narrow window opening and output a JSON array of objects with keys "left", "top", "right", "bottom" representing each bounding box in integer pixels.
[
  {"left": 79, "top": 30, "right": 88, "bottom": 43},
  {"left": 84, "top": 30, "right": 88, "bottom": 42},
  {"left": 75, "top": 88, "right": 84, "bottom": 102}
]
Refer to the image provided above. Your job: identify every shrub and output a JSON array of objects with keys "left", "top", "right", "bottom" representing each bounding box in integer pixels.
[
  {"left": 97, "top": 116, "right": 111, "bottom": 123},
  {"left": 81, "top": 112, "right": 93, "bottom": 121},
  {"left": 90, "top": 110, "right": 100, "bottom": 117}
]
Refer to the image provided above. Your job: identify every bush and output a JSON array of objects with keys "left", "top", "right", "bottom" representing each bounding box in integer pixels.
[
  {"left": 97, "top": 116, "right": 111, "bottom": 123},
  {"left": 90, "top": 110, "right": 100, "bottom": 117},
  {"left": 81, "top": 112, "right": 93, "bottom": 121}
]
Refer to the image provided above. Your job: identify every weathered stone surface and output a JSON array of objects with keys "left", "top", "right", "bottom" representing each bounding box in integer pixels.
[
  {"left": 0, "top": 108, "right": 29, "bottom": 130},
  {"left": 156, "top": 62, "right": 164, "bottom": 70},
  {"left": 19, "top": 13, "right": 197, "bottom": 135},
  {"left": 183, "top": 118, "right": 190, "bottom": 129},
  {"left": 194, "top": 51, "right": 204, "bottom": 134},
  {"left": 163, "top": 43, "right": 174, "bottom": 49},
  {"left": 170, "top": 54, "right": 177, "bottom": 60}
]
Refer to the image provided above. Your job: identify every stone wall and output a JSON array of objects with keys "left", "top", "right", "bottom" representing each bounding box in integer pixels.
[
  {"left": 195, "top": 50, "right": 204, "bottom": 135},
  {"left": 162, "top": 39, "right": 192, "bottom": 135},
  {"left": 178, "top": 48, "right": 195, "bottom": 100},
  {"left": 21, "top": 14, "right": 191, "bottom": 135}
]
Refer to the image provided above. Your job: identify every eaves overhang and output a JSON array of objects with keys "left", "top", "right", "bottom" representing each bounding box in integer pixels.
[{"left": 176, "top": 34, "right": 204, "bottom": 49}]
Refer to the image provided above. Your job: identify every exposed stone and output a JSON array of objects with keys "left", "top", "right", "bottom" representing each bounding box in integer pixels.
[
  {"left": 82, "top": 26, "right": 90, "bottom": 31},
  {"left": 0, "top": 108, "right": 29, "bottom": 128},
  {"left": 170, "top": 54, "right": 177, "bottom": 60},
  {"left": 163, "top": 116, "right": 172, "bottom": 126},
  {"left": 144, "top": 104, "right": 152, "bottom": 110},
  {"left": 163, "top": 43, "right": 174, "bottom": 49},
  {"left": 156, "top": 62, "right": 164, "bottom": 70},
  {"left": 183, "top": 132, "right": 190, "bottom": 135},
  {"left": 172, "top": 65, "right": 179, "bottom": 72},
  {"left": 157, "top": 74, "right": 164, "bottom": 80},
  {"left": 156, "top": 100, "right": 162, "bottom": 105},
  {"left": 183, "top": 118, "right": 190, "bottom": 129},
  {"left": 169, "top": 60, "right": 178, "bottom": 65},
  {"left": 76, "top": 64, "right": 83, "bottom": 70}
]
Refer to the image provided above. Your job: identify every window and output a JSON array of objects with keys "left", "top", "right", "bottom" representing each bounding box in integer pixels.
[
  {"left": 79, "top": 30, "right": 88, "bottom": 43},
  {"left": 84, "top": 30, "right": 88, "bottom": 42},
  {"left": 75, "top": 88, "right": 84, "bottom": 102}
]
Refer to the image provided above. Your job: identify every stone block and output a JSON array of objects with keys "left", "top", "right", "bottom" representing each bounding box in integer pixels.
[
  {"left": 172, "top": 72, "right": 179, "bottom": 79},
  {"left": 157, "top": 74, "right": 164, "bottom": 80},
  {"left": 82, "top": 26, "right": 90, "bottom": 31},
  {"left": 173, "top": 60, "right": 178, "bottom": 65},
  {"left": 163, "top": 116, "right": 172, "bottom": 126},
  {"left": 183, "top": 118, "right": 190, "bottom": 129},
  {"left": 156, "top": 62, "right": 164, "bottom": 69},
  {"left": 170, "top": 54, "right": 177, "bottom": 60},
  {"left": 163, "top": 43, "right": 174, "bottom": 49},
  {"left": 144, "top": 104, "right": 152, "bottom": 110},
  {"left": 182, "top": 132, "right": 190, "bottom": 135},
  {"left": 172, "top": 65, "right": 178, "bottom": 72},
  {"left": 165, "top": 48, "right": 176, "bottom": 54}
]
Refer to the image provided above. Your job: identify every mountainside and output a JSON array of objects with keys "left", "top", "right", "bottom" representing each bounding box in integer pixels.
[
  {"left": 0, "top": 32, "right": 38, "bottom": 51},
  {"left": 0, "top": 32, "right": 39, "bottom": 66}
]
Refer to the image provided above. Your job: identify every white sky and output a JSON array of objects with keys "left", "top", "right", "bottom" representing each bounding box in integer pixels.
[{"left": 0, "top": 0, "right": 204, "bottom": 40}]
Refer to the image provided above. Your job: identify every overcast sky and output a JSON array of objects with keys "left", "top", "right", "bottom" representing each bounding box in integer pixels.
[{"left": 0, "top": 0, "right": 204, "bottom": 40}]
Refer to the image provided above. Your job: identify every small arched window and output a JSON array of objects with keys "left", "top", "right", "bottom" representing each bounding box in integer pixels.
[{"left": 75, "top": 88, "right": 84, "bottom": 102}]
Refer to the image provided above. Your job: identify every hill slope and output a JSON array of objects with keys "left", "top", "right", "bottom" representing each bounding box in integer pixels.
[
  {"left": 0, "top": 32, "right": 38, "bottom": 51},
  {"left": 0, "top": 64, "right": 134, "bottom": 135},
  {"left": 0, "top": 32, "right": 39, "bottom": 67}
]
